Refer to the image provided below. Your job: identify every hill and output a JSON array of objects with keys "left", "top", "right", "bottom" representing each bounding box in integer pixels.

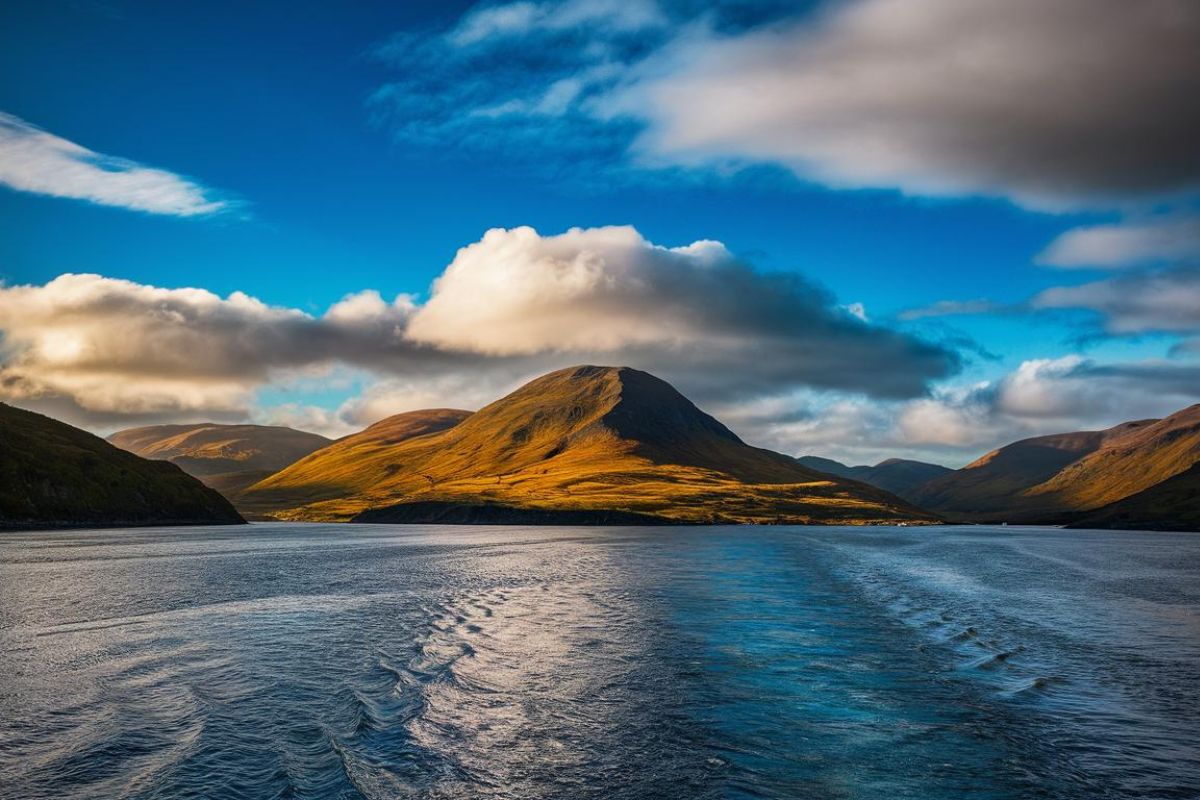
[
  {"left": 0, "top": 403, "right": 244, "bottom": 529},
  {"left": 1069, "top": 463, "right": 1200, "bottom": 532},
  {"left": 239, "top": 366, "right": 939, "bottom": 525},
  {"left": 910, "top": 407, "right": 1200, "bottom": 523},
  {"left": 1023, "top": 405, "right": 1200, "bottom": 511},
  {"left": 108, "top": 423, "right": 332, "bottom": 496},
  {"left": 796, "top": 456, "right": 950, "bottom": 499}
]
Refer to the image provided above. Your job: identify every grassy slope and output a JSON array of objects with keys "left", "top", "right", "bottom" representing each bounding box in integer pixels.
[
  {"left": 241, "top": 366, "right": 939, "bottom": 525},
  {"left": 1069, "top": 463, "right": 1200, "bottom": 532},
  {"left": 1025, "top": 405, "right": 1200, "bottom": 511},
  {"left": 908, "top": 426, "right": 1139, "bottom": 521},
  {"left": 0, "top": 403, "right": 244, "bottom": 529},
  {"left": 911, "top": 408, "right": 1200, "bottom": 523}
]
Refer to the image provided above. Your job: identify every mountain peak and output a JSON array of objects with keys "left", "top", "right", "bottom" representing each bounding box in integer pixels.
[{"left": 242, "top": 366, "right": 937, "bottom": 525}]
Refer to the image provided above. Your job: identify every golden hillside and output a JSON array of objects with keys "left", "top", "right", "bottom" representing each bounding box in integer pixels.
[
  {"left": 240, "top": 366, "right": 939, "bottom": 525},
  {"left": 1026, "top": 405, "right": 1200, "bottom": 510},
  {"left": 911, "top": 407, "right": 1200, "bottom": 522},
  {"left": 108, "top": 422, "right": 332, "bottom": 496},
  {"left": 1069, "top": 463, "right": 1200, "bottom": 532}
]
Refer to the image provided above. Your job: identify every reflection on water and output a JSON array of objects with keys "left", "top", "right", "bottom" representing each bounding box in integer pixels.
[{"left": 0, "top": 524, "right": 1197, "bottom": 799}]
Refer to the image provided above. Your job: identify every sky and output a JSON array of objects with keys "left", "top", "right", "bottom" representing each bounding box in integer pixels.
[{"left": 1, "top": 0, "right": 1198, "bottom": 467}]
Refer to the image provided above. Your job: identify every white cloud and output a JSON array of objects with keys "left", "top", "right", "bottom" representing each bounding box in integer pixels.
[
  {"left": 1032, "top": 268, "right": 1200, "bottom": 334},
  {"left": 0, "top": 226, "right": 959, "bottom": 428},
  {"left": 407, "top": 225, "right": 958, "bottom": 397},
  {"left": 735, "top": 355, "right": 1200, "bottom": 466},
  {"left": 600, "top": 0, "right": 1200, "bottom": 209},
  {"left": 1038, "top": 215, "right": 1200, "bottom": 269},
  {"left": 0, "top": 112, "right": 227, "bottom": 216},
  {"left": 449, "top": 0, "right": 665, "bottom": 47}
]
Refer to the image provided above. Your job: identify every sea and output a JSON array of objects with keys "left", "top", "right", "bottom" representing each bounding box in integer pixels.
[{"left": 1, "top": 523, "right": 1197, "bottom": 799}]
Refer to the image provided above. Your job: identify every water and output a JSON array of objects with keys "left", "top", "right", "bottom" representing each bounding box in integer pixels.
[{"left": 0, "top": 524, "right": 1197, "bottom": 800}]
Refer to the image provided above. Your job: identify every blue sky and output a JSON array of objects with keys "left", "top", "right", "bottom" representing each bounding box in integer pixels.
[{"left": 1, "top": 0, "right": 1198, "bottom": 465}]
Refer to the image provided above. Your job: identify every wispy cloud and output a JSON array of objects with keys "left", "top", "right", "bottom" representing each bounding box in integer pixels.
[{"left": 0, "top": 111, "right": 228, "bottom": 216}]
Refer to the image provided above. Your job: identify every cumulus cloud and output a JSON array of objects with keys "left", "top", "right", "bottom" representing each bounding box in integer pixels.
[
  {"left": 0, "top": 112, "right": 228, "bottom": 216},
  {"left": 407, "top": 225, "right": 959, "bottom": 398},
  {"left": 0, "top": 274, "right": 439, "bottom": 422},
  {"left": 605, "top": 0, "right": 1200, "bottom": 209},
  {"left": 1032, "top": 268, "right": 1200, "bottom": 335},
  {"left": 760, "top": 356, "right": 1200, "bottom": 466},
  {"left": 0, "top": 226, "right": 958, "bottom": 429},
  {"left": 1038, "top": 215, "right": 1200, "bottom": 269}
]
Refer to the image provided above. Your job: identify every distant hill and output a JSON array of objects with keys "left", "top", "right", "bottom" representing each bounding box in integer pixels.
[
  {"left": 796, "top": 456, "right": 951, "bottom": 499},
  {"left": 911, "top": 406, "right": 1200, "bottom": 523},
  {"left": 108, "top": 423, "right": 332, "bottom": 497},
  {"left": 1069, "top": 463, "right": 1200, "bottom": 532},
  {"left": 240, "top": 366, "right": 939, "bottom": 525},
  {"left": 0, "top": 403, "right": 244, "bottom": 529}
]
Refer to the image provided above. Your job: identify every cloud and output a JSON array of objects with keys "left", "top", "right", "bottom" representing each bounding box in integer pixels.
[
  {"left": 757, "top": 355, "right": 1200, "bottom": 466},
  {"left": 0, "top": 112, "right": 228, "bottom": 216},
  {"left": 407, "top": 225, "right": 959, "bottom": 398},
  {"left": 606, "top": 0, "right": 1200, "bottom": 209},
  {"left": 376, "top": 0, "right": 1200, "bottom": 208},
  {"left": 898, "top": 299, "right": 1001, "bottom": 321},
  {"left": 448, "top": 0, "right": 665, "bottom": 46},
  {"left": 0, "top": 274, "right": 440, "bottom": 423},
  {"left": 1032, "top": 268, "right": 1200, "bottom": 334},
  {"left": 1037, "top": 215, "right": 1200, "bottom": 269},
  {"left": 0, "top": 226, "right": 958, "bottom": 429}
]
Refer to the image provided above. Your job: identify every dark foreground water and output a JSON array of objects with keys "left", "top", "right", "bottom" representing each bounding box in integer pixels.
[{"left": 0, "top": 525, "right": 1197, "bottom": 800}]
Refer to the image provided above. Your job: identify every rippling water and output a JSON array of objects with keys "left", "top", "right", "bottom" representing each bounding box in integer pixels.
[{"left": 1, "top": 524, "right": 1198, "bottom": 799}]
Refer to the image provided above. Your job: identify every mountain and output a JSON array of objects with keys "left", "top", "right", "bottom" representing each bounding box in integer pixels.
[
  {"left": 1069, "top": 463, "right": 1200, "bottom": 532},
  {"left": 108, "top": 423, "right": 332, "bottom": 496},
  {"left": 911, "top": 406, "right": 1200, "bottom": 523},
  {"left": 796, "top": 456, "right": 951, "bottom": 499},
  {"left": 0, "top": 403, "right": 244, "bottom": 529},
  {"left": 1022, "top": 405, "right": 1200, "bottom": 511},
  {"left": 240, "top": 366, "right": 939, "bottom": 525}
]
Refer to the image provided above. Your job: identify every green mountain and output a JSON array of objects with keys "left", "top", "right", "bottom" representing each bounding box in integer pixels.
[
  {"left": 240, "top": 366, "right": 939, "bottom": 526},
  {"left": 0, "top": 403, "right": 244, "bottom": 529}
]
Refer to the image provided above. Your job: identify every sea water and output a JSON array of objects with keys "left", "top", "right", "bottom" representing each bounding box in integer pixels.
[{"left": 1, "top": 524, "right": 1197, "bottom": 799}]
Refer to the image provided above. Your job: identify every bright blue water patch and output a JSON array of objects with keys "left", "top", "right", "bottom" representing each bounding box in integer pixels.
[{"left": 0, "top": 524, "right": 1197, "bottom": 799}]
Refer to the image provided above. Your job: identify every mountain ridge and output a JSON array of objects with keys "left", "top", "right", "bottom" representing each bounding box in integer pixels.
[
  {"left": 240, "top": 366, "right": 939, "bottom": 525},
  {"left": 108, "top": 422, "right": 333, "bottom": 497}
]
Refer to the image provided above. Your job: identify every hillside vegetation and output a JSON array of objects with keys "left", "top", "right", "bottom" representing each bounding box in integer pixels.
[
  {"left": 0, "top": 403, "right": 244, "bottom": 529},
  {"left": 241, "top": 366, "right": 938, "bottom": 525},
  {"left": 911, "top": 407, "right": 1200, "bottom": 523},
  {"left": 108, "top": 422, "right": 332, "bottom": 496}
]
